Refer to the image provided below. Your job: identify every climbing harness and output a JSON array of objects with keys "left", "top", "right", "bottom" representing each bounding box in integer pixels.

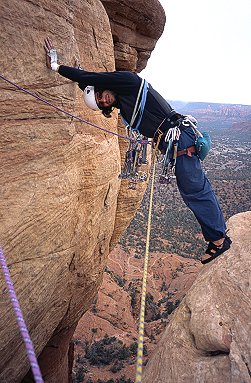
[
  {"left": 0, "top": 246, "right": 44, "bottom": 383},
  {"left": 135, "top": 155, "right": 157, "bottom": 383},
  {"left": 119, "top": 79, "right": 149, "bottom": 189},
  {"left": 176, "top": 145, "right": 196, "bottom": 158},
  {"left": 158, "top": 115, "right": 212, "bottom": 184}
]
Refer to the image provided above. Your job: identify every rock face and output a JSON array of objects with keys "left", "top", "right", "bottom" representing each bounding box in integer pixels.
[
  {"left": 0, "top": 0, "right": 165, "bottom": 382},
  {"left": 101, "top": 0, "right": 165, "bottom": 71},
  {"left": 143, "top": 211, "right": 251, "bottom": 383}
]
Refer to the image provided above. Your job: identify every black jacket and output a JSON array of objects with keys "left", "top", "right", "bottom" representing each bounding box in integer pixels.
[{"left": 58, "top": 65, "right": 178, "bottom": 138}]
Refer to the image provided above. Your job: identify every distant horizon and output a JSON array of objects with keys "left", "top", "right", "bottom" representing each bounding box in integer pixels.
[{"left": 167, "top": 99, "right": 251, "bottom": 107}]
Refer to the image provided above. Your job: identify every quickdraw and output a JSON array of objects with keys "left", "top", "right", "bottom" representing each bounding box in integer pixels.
[
  {"left": 159, "top": 126, "right": 181, "bottom": 184},
  {"left": 119, "top": 138, "right": 148, "bottom": 189},
  {"left": 119, "top": 79, "right": 149, "bottom": 189}
]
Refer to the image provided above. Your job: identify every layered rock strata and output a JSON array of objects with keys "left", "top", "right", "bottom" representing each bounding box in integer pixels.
[
  {"left": 0, "top": 0, "right": 165, "bottom": 382},
  {"left": 101, "top": 0, "right": 165, "bottom": 71}
]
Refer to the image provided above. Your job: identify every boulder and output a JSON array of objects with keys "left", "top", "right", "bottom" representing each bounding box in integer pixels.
[{"left": 143, "top": 211, "right": 251, "bottom": 383}]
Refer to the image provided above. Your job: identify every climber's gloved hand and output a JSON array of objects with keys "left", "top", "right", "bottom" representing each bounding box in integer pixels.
[{"left": 44, "top": 37, "right": 60, "bottom": 72}]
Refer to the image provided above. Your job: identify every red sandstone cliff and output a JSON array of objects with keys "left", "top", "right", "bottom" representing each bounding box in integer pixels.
[
  {"left": 143, "top": 211, "right": 251, "bottom": 383},
  {"left": 0, "top": 0, "right": 165, "bottom": 382}
]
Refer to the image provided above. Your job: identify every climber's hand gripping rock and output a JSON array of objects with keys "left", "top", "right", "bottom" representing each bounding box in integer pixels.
[{"left": 44, "top": 37, "right": 59, "bottom": 71}]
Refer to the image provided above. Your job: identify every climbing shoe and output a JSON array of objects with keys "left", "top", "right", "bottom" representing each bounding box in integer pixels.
[{"left": 201, "top": 235, "right": 232, "bottom": 265}]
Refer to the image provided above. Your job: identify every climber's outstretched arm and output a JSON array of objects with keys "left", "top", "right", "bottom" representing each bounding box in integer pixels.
[{"left": 43, "top": 38, "right": 139, "bottom": 91}]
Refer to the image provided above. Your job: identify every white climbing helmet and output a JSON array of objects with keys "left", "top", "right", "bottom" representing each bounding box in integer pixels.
[{"left": 83, "top": 85, "right": 100, "bottom": 111}]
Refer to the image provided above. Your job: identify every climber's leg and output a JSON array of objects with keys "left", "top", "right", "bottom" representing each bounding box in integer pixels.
[{"left": 175, "top": 127, "right": 227, "bottom": 243}]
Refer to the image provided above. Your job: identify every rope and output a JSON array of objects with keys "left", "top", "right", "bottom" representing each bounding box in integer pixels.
[
  {"left": 135, "top": 155, "right": 157, "bottom": 383},
  {"left": 0, "top": 73, "right": 149, "bottom": 145},
  {"left": 0, "top": 246, "right": 44, "bottom": 382}
]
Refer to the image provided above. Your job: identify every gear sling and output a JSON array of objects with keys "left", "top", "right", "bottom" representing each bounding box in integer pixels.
[{"left": 119, "top": 79, "right": 149, "bottom": 188}]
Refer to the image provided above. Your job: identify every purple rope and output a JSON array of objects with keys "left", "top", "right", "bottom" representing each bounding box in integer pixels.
[
  {"left": 0, "top": 73, "right": 149, "bottom": 145},
  {"left": 0, "top": 246, "right": 44, "bottom": 383}
]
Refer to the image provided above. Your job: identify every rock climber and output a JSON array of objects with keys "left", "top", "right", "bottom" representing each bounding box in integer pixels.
[{"left": 44, "top": 37, "right": 232, "bottom": 264}]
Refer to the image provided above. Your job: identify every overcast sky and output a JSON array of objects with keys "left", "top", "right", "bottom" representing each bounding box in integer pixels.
[{"left": 140, "top": 0, "right": 251, "bottom": 105}]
